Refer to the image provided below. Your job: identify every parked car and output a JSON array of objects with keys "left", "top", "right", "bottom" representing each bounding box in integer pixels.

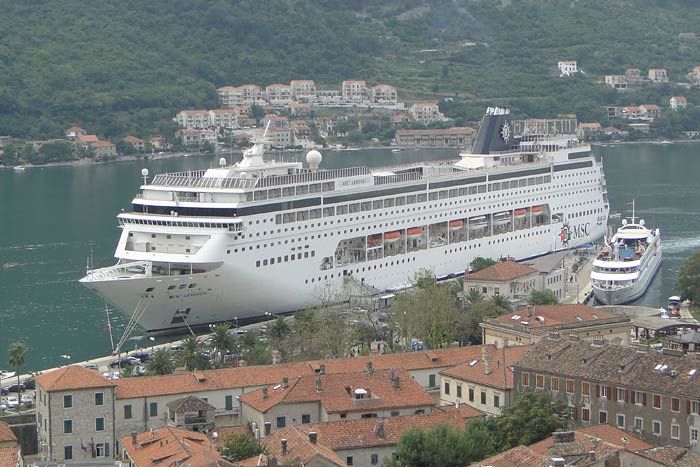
[
  {"left": 6, "top": 396, "right": 19, "bottom": 408},
  {"left": 7, "top": 383, "right": 24, "bottom": 393},
  {"left": 108, "top": 357, "right": 139, "bottom": 368},
  {"left": 83, "top": 363, "right": 99, "bottom": 371},
  {"left": 0, "top": 387, "right": 8, "bottom": 396},
  {"left": 23, "top": 378, "right": 35, "bottom": 390},
  {"left": 20, "top": 394, "right": 32, "bottom": 406},
  {"left": 0, "top": 401, "right": 7, "bottom": 413},
  {"left": 170, "top": 344, "right": 184, "bottom": 352},
  {"left": 129, "top": 351, "right": 150, "bottom": 363}
]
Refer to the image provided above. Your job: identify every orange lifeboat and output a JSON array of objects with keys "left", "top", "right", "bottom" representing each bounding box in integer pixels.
[
  {"left": 448, "top": 220, "right": 464, "bottom": 231},
  {"left": 384, "top": 230, "right": 401, "bottom": 242},
  {"left": 407, "top": 227, "right": 423, "bottom": 238},
  {"left": 368, "top": 234, "right": 382, "bottom": 246},
  {"left": 514, "top": 208, "right": 528, "bottom": 219},
  {"left": 532, "top": 205, "right": 545, "bottom": 214}
]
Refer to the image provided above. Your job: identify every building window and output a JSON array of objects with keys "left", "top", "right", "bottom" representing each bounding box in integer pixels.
[
  {"left": 653, "top": 394, "right": 661, "bottom": 409},
  {"left": 149, "top": 402, "right": 158, "bottom": 417},
  {"left": 95, "top": 443, "right": 109, "bottom": 457},
  {"left": 535, "top": 374, "right": 544, "bottom": 389},
  {"left": 494, "top": 394, "right": 500, "bottom": 408},
  {"left": 635, "top": 391, "right": 645, "bottom": 405},
  {"left": 522, "top": 373, "right": 530, "bottom": 386},
  {"left": 551, "top": 377, "right": 559, "bottom": 391},
  {"left": 600, "top": 386, "right": 609, "bottom": 398},
  {"left": 617, "top": 414, "right": 625, "bottom": 428},
  {"left": 468, "top": 388, "right": 474, "bottom": 402},
  {"left": 617, "top": 388, "right": 625, "bottom": 402},
  {"left": 634, "top": 417, "right": 643, "bottom": 432},
  {"left": 652, "top": 420, "right": 661, "bottom": 435},
  {"left": 371, "top": 453, "right": 379, "bottom": 465},
  {"left": 566, "top": 379, "right": 574, "bottom": 394},
  {"left": 64, "top": 445, "right": 73, "bottom": 460},
  {"left": 124, "top": 405, "right": 132, "bottom": 419},
  {"left": 96, "top": 417, "right": 105, "bottom": 431},
  {"left": 95, "top": 392, "right": 104, "bottom": 406},
  {"left": 480, "top": 391, "right": 486, "bottom": 404},
  {"left": 391, "top": 411, "right": 400, "bottom": 417},
  {"left": 672, "top": 424, "right": 680, "bottom": 440},
  {"left": 362, "top": 413, "right": 379, "bottom": 418},
  {"left": 444, "top": 381, "right": 450, "bottom": 395},
  {"left": 225, "top": 395, "right": 233, "bottom": 411},
  {"left": 346, "top": 456, "right": 353, "bottom": 466},
  {"left": 599, "top": 411, "right": 607, "bottom": 424},
  {"left": 429, "top": 374, "right": 436, "bottom": 388},
  {"left": 672, "top": 397, "right": 680, "bottom": 412},
  {"left": 63, "top": 394, "right": 72, "bottom": 409},
  {"left": 63, "top": 419, "right": 72, "bottom": 434},
  {"left": 582, "top": 408, "right": 590, "bottom": 422},
  {"left": 457, "top": 385, "right": 462, "bottom": 398},
  {"left": 301, "top": 414, "right": 310, "bottom": 424},
  {"left": 277, "top": 416, "right": 286, "bottom": 428},
  {"left": 691, "top": 400, "right": 699, "bottom": 415},
  {"left": 582, "top": 382, "right": 590, "bottom": 396},
  {"left": 691, "top": 428, "right": 698, "bottom": 446}
]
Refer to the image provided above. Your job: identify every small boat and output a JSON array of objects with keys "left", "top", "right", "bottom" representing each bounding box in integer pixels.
[
  {"left": 514, "top": 208, "right": 528, "bottom": 219},
  {"left": 468, "top": 216, "right": 487, "bottom": 229},
  {"left": 2, "top": 262, "right": 17, "bottom": 270},
  {"left": 0, "top": 371, "right": 16, "bottom": 379},
  {"left": 12, "top": 166, "right": 26, "bottom": 171},
  {"left": 448, "top": 220, "right": 464, "bottom": 231},
  {"left": 407, "top": 227, "right": 423, "bottom": 238},
  {"left": 367, "top": 234, "right": 382, "bottom": 247},
  {"left": 492, "top": 212, "right": 511, "bottom": 226},
  {"left": 391, "top": 148, "right": 402, "bottom": 153},
  {"left": 531, "top": 205, "right": 545, "bottom": 214},
  {"left": 383, "top": 231, "right": 401, "bottom": 242}
]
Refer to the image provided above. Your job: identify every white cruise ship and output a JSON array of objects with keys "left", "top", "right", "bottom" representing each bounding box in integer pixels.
[
  {"left": 591, "top": 202, "right": 662, "bottom": 305},
  {"left": 81, "top": 107, "right": 609, "bottom": 333}
]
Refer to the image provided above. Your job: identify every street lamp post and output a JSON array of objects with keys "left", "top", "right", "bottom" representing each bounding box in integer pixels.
[{"left": 233, "top": 317, "right": 239, "bottom": 328}]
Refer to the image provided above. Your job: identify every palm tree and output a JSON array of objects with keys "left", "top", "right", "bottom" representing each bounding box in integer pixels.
[
  {"left": 464, "top": 289, "right": 485, "bottom": 310},
  {"left": 267, "top": 317, "right": 290, "bottom": 350},
  {"left": 8, "top": 342, "right": 27, "bottom": 397},
  {"left": 489, "top": 294, "right": 512, "bottom": 313},
  {"left": 145, "top": 348, "right": 175, "bottom": 375},
  {"left": 180, "top": 335, "right": 203, "bottom": 371},
  {"left": 209, "top": 323, "right": 236, "bottom": 367}
]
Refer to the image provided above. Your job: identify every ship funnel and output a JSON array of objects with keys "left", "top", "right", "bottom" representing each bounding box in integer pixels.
[{"left": 471, "top": 107, "right": 513, "bottom": 155}]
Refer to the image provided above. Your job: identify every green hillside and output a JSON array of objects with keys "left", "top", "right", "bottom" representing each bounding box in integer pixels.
[{"left": 1, "top": 0, "right": 700, "bottom": 139}]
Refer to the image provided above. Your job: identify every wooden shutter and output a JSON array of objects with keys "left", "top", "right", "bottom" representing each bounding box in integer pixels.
[
  {"left": 625, "top": 389, "right": 630, "bottom": 403},
  {"left": 688, "top": 400, "right": 692, "bottom": 414},
  {"left": 643, "top": 392, "right": 647, "bottom": 406},
  {"left": 595, "top": 384, "right": 600, "bottom": 398},
  {"left": 572, "top": 407, "right": 578, "bottom": 420}
]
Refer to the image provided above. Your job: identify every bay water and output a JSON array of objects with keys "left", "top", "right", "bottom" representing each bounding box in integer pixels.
[{"left": 0, "top": 144, "right": 698, "bottom": 371}]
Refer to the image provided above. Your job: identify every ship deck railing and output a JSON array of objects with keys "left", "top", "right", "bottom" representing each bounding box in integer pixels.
[{"left": 84, "top": 261, "right": 152, "bottom": 281}]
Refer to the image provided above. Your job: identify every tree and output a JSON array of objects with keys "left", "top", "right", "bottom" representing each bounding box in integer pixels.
[
  {"left": 489, "top": 294, "right": 512, "bottom": 312},
  {"left": 221, "top": 433, "right": 265, "bottom": 462},
  {"left": 470, "top": 257, "right": 497, "bottom": 272},
  {"left": 209, "top": 323, "right": 236, "bottom": 367},
  {"left": 267, "top": 317, "right": 290, "bottom": 353},
  {"left": 528, "top": 289, "right": 559, "bottom": 305},
  {"left": 495, "top": 392, "right": 569, "bottom": 449},
  {"left": 8, "top": 342, "right": 27, "bottom": 398},
  {"left": 676, "top": 251, "right": 700, "bottom": 304},
  {"left": 179, "top": 335, "right": 208, "bottom": 371},
  {"left": 145, "top": 348, "right": 175, "bottom": 375}
]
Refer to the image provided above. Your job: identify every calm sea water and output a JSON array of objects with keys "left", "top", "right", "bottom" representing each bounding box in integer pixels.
[{"left": 0, "top": 144, "right": 698, "bottom": 371}]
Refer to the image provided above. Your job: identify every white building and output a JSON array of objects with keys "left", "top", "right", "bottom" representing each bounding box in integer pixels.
[{"left": 558, "top": 61, "right": 578, "bottom": 77}]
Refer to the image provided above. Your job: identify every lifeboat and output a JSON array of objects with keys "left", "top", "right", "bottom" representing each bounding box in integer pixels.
[
  {"left": 514, "top": 208, "right": 528, "bottom": 219},
  {"left": 367, "top": 234, "right": 382, "bottom": 246},
  {"left": 448, "top": 220, "right": 464, "bottom": 231},
  {"left": 532, "top": 205, "right": 545, "bottom": 214},
  {"left": 469, "top": 216, "right": 487, "bottom": 230},
  {"left": 407, "top": 227, "right": 423, "bottom": 238},
  {"left": 384, "top": 230, "right": 402, "bottom": 242},
  {"left": 493, "top": 212, "right": 511, "bottom": 225}
]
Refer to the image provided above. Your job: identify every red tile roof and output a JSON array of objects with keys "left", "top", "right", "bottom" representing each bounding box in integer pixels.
[
  {"left": 240, "top": 369, "right": 433, "bottom": 415},
  {"left": 529, "top": 425, "right": 652, "bottom": 455},
  {"left": 239, "top": 426, "right": 344, "bottom": 467},
  {"left": 36, "top": 365, "right": 115, "bottom": 392},
  {"left": 121, "top": 426, "right": 232, "bottom": 467},
  {"left": 441, "top": 345, "right": 533, "bottom": 389},
  {"left": 0, "top": 446, "right": 20, "bottom": 467},
  {"left": 0, "top": 422, "right": 16, "bottom": 444},
  {"left": 487, "top": 304, "right": 626, "bottom": 329},
  {"left": 466, "top": 260, "right": 537, "bottom": 281}
]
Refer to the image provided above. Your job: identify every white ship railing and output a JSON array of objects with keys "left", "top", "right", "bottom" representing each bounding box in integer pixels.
[{"left": 84, "top": 261, "right": 152, "bottom": 281}]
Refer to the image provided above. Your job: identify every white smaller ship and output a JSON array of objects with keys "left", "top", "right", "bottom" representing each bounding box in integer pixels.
[{"left": 591, "top": 201, "right": 662, "bottom": 305}]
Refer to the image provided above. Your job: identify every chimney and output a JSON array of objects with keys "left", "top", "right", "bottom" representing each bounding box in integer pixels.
[
  {"left": 238, "top": 359, "right": 247, "bottom": 367},
  {"left": 271, "top": 349, "right": 281, "bottom": 365},
  {"left": 482, "top": 346, "right": 492, "bottom": 375},
  {"left": 308, "top": 432, "right": 318, "bottom": 445},
  {"left": 367, "top": 361, "right": 374, "bottom": 375},
  {"left": 316, "top": 377, "right": 322, "bottom": 392},
  {"left": 390, "top": 368, "right": 396, "bottom": 382},
  {"left": 375, "top": 421, "right": 385, "bottom": 439},
  {"left": 131, "top": 432, "right": 137, "bottom": 446},
  {"left": 393, "top": 376, "right": 400, "bottom": 390},
  {"left": 281, "top": 439, "right": 287, "bottom": 457},
  {"left": 282, "top": 376, "right": 289, "bottom": 389},
  {"left": 319, "top": 363, "right": 326, "bottom": 375},
  {"left": 588, "top": 451, "right": 596, "bottom": 462},
  {"left": 262, "top": 387, "right": 268, "bottom": 400}
]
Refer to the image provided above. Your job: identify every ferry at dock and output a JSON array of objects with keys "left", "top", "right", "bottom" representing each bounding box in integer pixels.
[
  {"left": 591, "top": 201, "right": 662, "bottom": 305},
  {"left": 80, "top": 107, "right": 609, "bottom": 333}
]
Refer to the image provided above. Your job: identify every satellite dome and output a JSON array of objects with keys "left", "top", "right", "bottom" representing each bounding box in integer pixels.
[
  {"left": 141, "top": 168, "right": 149, "bottom": 177},
  {"left": 240, "top": 171, "right": 249, "bottom": 179},
  {"left": 306, "top": 150, "right": 322, "bottom": 169},
  {"left": 219, "top": 157, "right": 227, "bottom": 168}
]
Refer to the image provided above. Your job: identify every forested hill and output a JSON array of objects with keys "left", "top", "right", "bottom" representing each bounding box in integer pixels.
[{"left": 1, "top": 0, "right": 700, "bottom": 139}]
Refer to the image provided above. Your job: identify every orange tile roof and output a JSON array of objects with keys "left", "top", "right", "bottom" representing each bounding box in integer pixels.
[
  {"left": 466, "top": 260, "right": 537, "bottom": 281},
  {"left": 121, "top": 426, "right": 232, "bottom": 467},
  {"left": 488, "top": 304, "right": 626, "bottom": 329},
  {"left": 65, "top": 126, "right": 84, "bottom": 132},
  {"left": 673, "top": 96, "right": 688, "bottom": 101},
  {"left": 181, "top": 110, "right": 208, "bottom": 115},
  {"left": 290, "top": 80, "right": 315, "bottom": 84},
  {"left": 471, "top": 445, "right": 549, "bottom": 467},
  {"left": 240, "top": 369, "right": 433, "bottom": 415},
  {"left": 36, "top": 365, "right": 115, "bottom": 392},
  {"left": 115, "top": 346, "right": 482, "bottom": 399},
  {"left": 209, "top": 426, "right": 252, "bottom": 449},
  {"left": 0, "top": 446, "right": 20, "bottom": 467},
  {"left": 92, "top": 140, "right": 115, "bottom": 147},
  {"left": 396, "top": 127, "right": 474, "bottom": 136},
  {"left": 239, "top": 426, "right": 344, "bottom": 467},
  {"left": 580, "top": 122, "right": 602, "bottom": 128},
  {"left": 0, "top": 422, "right": 16, "bottom": 443},
  {"left": 441, "top": 345, "right": 533, "bottom": 389},
  {"left": 124, "top": 136, "right": 143, "bottom": 143},
  {"left": 574, "top": 424, "right": 652, "bottom": 452},
  {"left": 77, "top": 134, "right": 99, "bottom": 142},
  {"left": 288, "top": 407, "right": 481, "bottom": 451},
  {"left": 217, "top": 86, "right": 237, "bottom": 91}
]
